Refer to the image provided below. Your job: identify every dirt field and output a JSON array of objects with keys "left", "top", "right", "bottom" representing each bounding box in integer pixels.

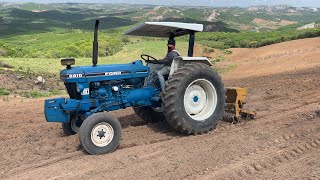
[{"left": 1, "top": 38, "right": 320, "bottom": 179}]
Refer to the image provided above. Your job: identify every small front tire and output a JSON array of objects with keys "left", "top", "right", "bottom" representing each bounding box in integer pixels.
[
  {"left": 62, "top": 115, "right": 84, "bottom": 135},
  {"left": 79, "top": 112, "right": 122, "bottom": 155},
  {"left": 62, "top": 123, "right": 76, "bottom": 135}
]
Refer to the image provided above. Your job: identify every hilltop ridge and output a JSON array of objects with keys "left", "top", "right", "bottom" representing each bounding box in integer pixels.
[{"left": 0, "top": 2, "right": 320, "bottom": 37}]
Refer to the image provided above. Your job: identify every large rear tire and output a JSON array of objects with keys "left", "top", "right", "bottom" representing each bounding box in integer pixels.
[
  {"left": 79, "top": 112, "right": 122, "bottom": 155},
  {"left": 163, "top": 63, "right": 225, "bottom": 135},
  {"left": 133, "top": 106, "right": 165, "bottom": 123}
]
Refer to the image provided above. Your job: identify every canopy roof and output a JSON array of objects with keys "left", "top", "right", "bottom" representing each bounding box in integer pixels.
[{"left": 124, "top": 22, "right": 203, "bottom": 37}]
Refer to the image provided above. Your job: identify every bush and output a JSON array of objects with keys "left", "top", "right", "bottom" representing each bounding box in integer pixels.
[
  {"left": 0, "top": 48, "right": 7, "bottom": 56},
  {"left": 0, "top": 61, "right": 14, "bottom": 68},
  {"left": 212, "top": 55, "right": 226, "bottom": 62},
  {"left": 203, "top": 46, "right": 215, "bottom": 53},
  {"left": 105, "top": 38, "right": 122, "bottom": 56},
  {"left": 121, "top": 36, "right": 130, "bottom": 45},
  {"left": 0, "top": 88, "right": 10, "bottom": 96},
  {"left": 49, "top": 88, "right": 63, "bottom": 95},
  {"left": 221, "top": 49, "right": 232, "bottom": 55},
  {"left": 201, "top": 41, "right": 228, "bottom": 49},
  {"left": 28, "top": 90, "right": 50, "bottom": 98}
]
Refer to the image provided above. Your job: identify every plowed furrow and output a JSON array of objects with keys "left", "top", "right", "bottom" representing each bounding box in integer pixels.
[{"left": 196, "top": 131, "right": 320, "bottom": 180}]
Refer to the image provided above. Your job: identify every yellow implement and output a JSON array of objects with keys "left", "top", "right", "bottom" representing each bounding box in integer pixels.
[{"left": 223, "top": 87, "right": 257, "bottom": 123}]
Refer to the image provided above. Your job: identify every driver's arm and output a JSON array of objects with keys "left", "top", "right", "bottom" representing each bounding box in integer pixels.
[{"left": 158, "top": 51, "right": 178, "bottom": 65}]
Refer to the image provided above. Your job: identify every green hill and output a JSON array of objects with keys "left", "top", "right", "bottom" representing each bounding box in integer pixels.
[
  {"left": 2, "top": 3, "right": 319, "bottom": 37},
  {"left": 0, "top": 3, "right": 320, "bottom": 59}
]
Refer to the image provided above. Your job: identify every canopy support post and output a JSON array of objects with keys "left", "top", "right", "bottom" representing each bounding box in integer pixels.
[{"left": 188, "top": 31, "right": 195, "bottom": 57}]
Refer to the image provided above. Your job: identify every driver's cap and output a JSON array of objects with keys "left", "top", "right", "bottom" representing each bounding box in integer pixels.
[{"left": 167, "top": 38, "right": 175, "bottom": 47}]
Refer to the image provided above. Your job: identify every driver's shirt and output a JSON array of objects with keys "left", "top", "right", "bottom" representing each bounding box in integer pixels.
[{"left": 157, "top": 50, "right": 180, "bottom": 66}]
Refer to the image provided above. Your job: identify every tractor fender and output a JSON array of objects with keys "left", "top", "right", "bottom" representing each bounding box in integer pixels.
[{"left": 169, "top": 56, "right": 212, "bottom": 76}]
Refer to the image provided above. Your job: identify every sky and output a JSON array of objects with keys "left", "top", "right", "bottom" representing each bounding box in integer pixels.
[{"left": 0, "top": 0, "right": 320, "bottom": 8}]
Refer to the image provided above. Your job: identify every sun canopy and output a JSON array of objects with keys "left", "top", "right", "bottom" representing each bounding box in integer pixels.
[{"left": 124, "top": 22, "right": 204, "bottom": 37}]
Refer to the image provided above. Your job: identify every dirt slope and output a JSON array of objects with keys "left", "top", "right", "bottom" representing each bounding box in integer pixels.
[
  {"left": 1, "top": 38, "right": 320, "bottom": 179},
  {"left": 221, "top": 37, "right": 320, "bottom": 79}
]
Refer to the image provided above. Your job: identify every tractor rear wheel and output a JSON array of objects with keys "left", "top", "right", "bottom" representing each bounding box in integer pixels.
[
  {"left": 133, "top": 106, "right": 165, "bottom": 123},
  {"left": 79, "top": 112, "right": 122, "bottom": 155},
  {"left": 163, "top": 63, "right": 225, "bottom": 135}
]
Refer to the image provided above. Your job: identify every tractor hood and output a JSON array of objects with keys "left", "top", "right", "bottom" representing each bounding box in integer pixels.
[{"left": 60, "top": 60, "right": 149, "bottom": 83}]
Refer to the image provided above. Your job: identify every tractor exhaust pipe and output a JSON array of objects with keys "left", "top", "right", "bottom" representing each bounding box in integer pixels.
[{"left": 92, "top": 20, "right": 99, "bottom": 66}]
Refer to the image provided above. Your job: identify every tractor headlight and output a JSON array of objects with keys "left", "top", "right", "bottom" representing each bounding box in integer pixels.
[{"left": 76, "top": 84, "right": 84, "bottom": 93}]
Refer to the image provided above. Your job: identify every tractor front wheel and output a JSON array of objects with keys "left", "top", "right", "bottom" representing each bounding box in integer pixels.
[
  {"left": 79, "top": 112, "right": 122, "bottom": 155},
  {"left": 62, "top": 115, "right": 83, "bottom": 135},
  {"left": 163, "top": 63, "right": 225, "bottom": 135}
]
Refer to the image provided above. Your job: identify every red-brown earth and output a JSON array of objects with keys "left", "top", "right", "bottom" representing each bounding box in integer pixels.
[{"left": 1, "top": 38, "right": 320, "bottom": 179}]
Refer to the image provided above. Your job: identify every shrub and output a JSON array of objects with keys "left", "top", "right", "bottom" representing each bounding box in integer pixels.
[
  {"left": 121, "top": 35, "right": 130, "bottom": 45},
  {"left": 203, "top": 46, "right": 214, "bottom": 53},
  {"left": 212, "top": 55, "right": 226, "bottom": 62},
  {"left": 0, "top": 61, "right": 14, "bottom": 68},
  {"left": 28, "top": 90, "right": 50, "bottom": 98},
  {"left": 221, "top": 49, "right": 232, "bottom": 55},
  {"left": 0, "top": 88, "right": 10, "bottom": 96},
  {"left": 0, "top": 48, "right": 7, "bottom": 56}
]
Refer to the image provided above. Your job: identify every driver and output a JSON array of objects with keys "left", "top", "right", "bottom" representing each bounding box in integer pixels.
[{"left": 147, "top": 38, "right": 180, "bottom": 93}]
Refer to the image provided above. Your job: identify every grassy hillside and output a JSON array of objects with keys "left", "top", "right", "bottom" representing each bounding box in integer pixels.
[
  {"left": 1, "top": 26, "right": 319, "bottom": 59},
  {"left": 0, "top": 3, "right": 320, "bottom": 63},
  {"left": 197, "top": 28, "right": 320, "bottom": 49},
  {"left": 0, "top": 40, "right": 190, "bottom": 75}
]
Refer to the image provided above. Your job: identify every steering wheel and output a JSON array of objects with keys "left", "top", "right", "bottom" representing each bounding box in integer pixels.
[{"left": 141, "top": 54, "right": 159, "bottom": 64}]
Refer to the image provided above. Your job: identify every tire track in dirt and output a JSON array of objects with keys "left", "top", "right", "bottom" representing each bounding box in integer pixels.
[
  {"left": 195, "top": 125, "right": 320, "bottom": 180},
  {"left": 1, "top": 151, "right": 84, "bottom": 179},
  {"left": 234, "top": 138, "right": 320, "bottom": 180},
  {"left": 236, "top": 137, "right": 320, "bottom": 180},
  {"left": 253, "top": 93, "right": 320, "bottom": 118},
  {"left": 0, "top": 117, "right": 250, "bottom": 179},
  {"left": 182, "top": 103, "right": 320, "bottom": 180}
]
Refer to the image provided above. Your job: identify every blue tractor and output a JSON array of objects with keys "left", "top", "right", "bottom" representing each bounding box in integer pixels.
[{"left": 44, "top": 20, "right": 225, "bottom": 155}]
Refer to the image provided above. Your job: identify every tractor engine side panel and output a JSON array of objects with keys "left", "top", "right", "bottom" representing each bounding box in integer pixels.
[
  {"left": 44, "top": 86, "right": 156, "bottom": 123},
  {"left": 90, "top": 80, "right": 156, "bottom": 109},
  {"left": 44, "top": 60, "right": 160, "bottom": 123}
]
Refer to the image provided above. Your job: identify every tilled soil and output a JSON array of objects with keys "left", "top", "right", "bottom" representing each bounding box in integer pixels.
[{"left": 1, "top": 38, "right": 320, "bottom": 179}]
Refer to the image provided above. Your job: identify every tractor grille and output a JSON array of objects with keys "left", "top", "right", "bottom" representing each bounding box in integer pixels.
[{"left": 64, "top": 83, "right": 82, "bottom": 100}]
